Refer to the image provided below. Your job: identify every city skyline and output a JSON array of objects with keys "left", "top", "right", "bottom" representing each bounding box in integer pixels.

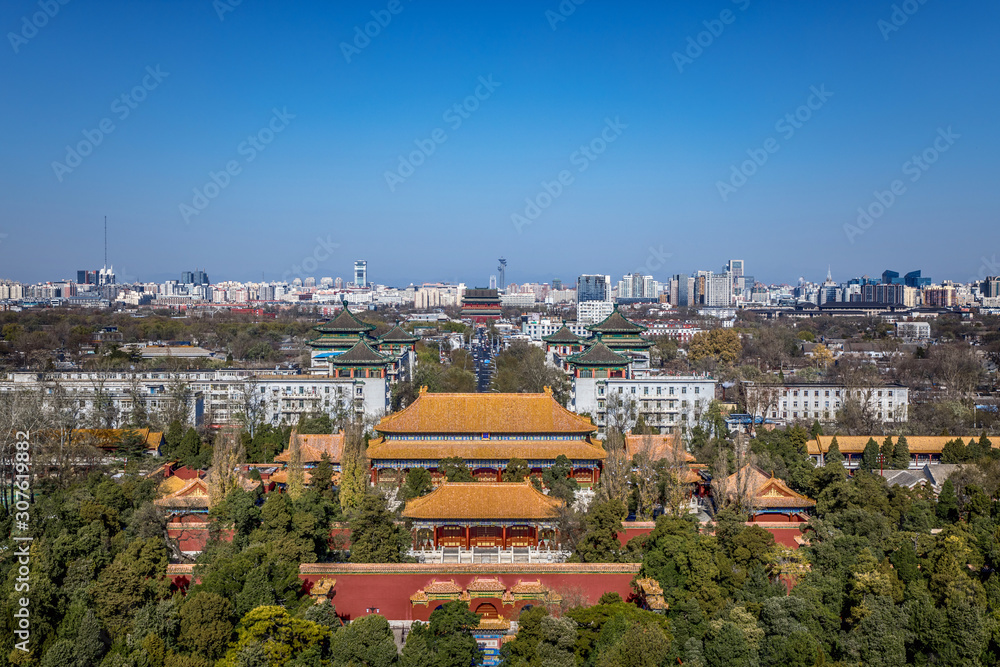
[{"left": 2, "top": 1, "right": 998, "bottom": 286}]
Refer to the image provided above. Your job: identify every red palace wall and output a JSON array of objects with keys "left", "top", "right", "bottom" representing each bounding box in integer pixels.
[
  {"left": 616, "top": 521, "right": 804, "bottom": 550},
  {"left": 167, "top": 563, "right": 642, "bottom": 623},
  {"left": 297, "top": 563, "right": 642, "bottom": 622}
]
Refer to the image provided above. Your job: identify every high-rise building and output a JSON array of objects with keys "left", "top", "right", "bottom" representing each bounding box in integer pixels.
[
  {"left": 577, "top": 275, "right": 609, "bottom": 302},
  {"left": 181, "top": 271, "right": 194, "bottom": 284},
  {"left": 77, "top": 270, "right": 98, "bottom": 284},
  {"left": 703, "top": 271, "right": 732, "bottom": 307},
  {"left": 193, "top": 270, "right": 209, "bottom": 286},
  {"left": 727, "top": 259, "right": 744, "bottom": 278},
  {"left": 904, "top": 270, "right": 931, "bottom": 288},
  {"left": 982, "top": 276, "right": 1000, "bottom": 298},
  {"left": 304, "top": 277, "right": 316, "bottom": 287},
  {"left": 552, "top": 279, "right": 562, "bottom": 290},
  {"left": 354, "top": 260, "right": 368, "bottom": 287},
  {"left": 334, "top": 277, "right": 344, "bottom": 289},
  {"left": 882, "top": 270, "right": 901, "bottom": 285},
  {"left": 671, "top": 274, "right": 693, "bottom": 307}
]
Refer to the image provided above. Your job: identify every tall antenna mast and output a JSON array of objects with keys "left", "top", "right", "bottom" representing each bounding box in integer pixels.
[{"left": 104, "top": 216, "right": 108, "bottom": 268}]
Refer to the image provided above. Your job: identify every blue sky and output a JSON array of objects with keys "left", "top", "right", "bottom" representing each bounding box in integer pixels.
[{"left": 1, "top": 0, "right": 997, "bottom": 287}]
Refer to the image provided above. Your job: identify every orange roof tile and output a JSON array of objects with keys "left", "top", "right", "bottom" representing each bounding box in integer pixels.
[
  {"left": 467, "top": 577, "right": 505, "bottom": 592},
  {"left": 153, "top": 477, "right": 210, "bottom": 509},
  {"left": 376, "top": 390, "right": 597, "bottom": 435},
  {"left": 808, "top": 435, "right": 987, "bottom": 455},
  {"left": 366, "top": 437, "right": 606, "bottom": 462},
  {"left": 402, "top": 481, "right": 564, "bottom": 521},
  {"left": 275, "top": 432, "right": 345, "bottom": 464},
  {"left": 424, "top": 580, "right": 462, "bottom": 594},
  {"left": 625, "top": 433, "right": 696, "bottom": 463},
  {"left": 719, "top": 466, "right": 815, "bottom": 509}
]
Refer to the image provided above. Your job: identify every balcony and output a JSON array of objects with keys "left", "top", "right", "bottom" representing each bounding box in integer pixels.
[{"left": 407, "top": 546, "right": 571, "bottom": 564}]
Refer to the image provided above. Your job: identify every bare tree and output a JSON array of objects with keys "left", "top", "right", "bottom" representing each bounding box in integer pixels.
[
  {"left": 632, "top": 433, "right": 660, "bottom": 520},
  {"left": 286, "top": 429, "right": 305, "bottom": 500},
  {"left": 710, "top": 434, "right": 759, "bottom": 517},
  {"left": 660, "top": 432, "right": 695, "bottom": 518},
  {"left": 89, "top": 371, "right": 119, "bottom": 429},
  {"left": 235, "top": 373, "right": 266, "bottom": 438},
  {"left": 0, "top": 388, "right": 49, "bottom": 511},
  {"left": 207, "top": 427, "right": 245, "bottom": 506}
]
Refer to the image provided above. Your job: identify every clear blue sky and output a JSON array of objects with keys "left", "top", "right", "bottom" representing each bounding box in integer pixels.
[{"left": 1, "top": 0, "right": 997, "bottom": 287}]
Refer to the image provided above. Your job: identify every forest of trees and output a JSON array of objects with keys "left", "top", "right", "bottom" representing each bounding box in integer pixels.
[{"left": 2, "top": 419, "right": 1000, "bottom": 665}]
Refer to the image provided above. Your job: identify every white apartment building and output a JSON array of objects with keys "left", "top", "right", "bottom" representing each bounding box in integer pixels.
[
  {"left": 522, "top": 317, "right": 590, "bottom": 341},
  {"left": 572, "top": 374, "right": 717, "bottom": 435},
  {"left": 895, "top": 321, "right": 931, "bottom": 339},
  {"left": 742, "top": 381, "right": 909, "bottom": 424},
  {"left": 0, "top": 369, "right": 389, "bottom": 429},
  {"left": 577, "top": 300, "right": 614, "bottom": 325}
]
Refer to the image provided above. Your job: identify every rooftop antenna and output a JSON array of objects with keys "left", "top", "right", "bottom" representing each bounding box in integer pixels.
[{"left": 104, "top": 216, "right": 108, "bottom": 268}]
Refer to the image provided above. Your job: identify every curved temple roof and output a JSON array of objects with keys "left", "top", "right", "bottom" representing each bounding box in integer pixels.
[{"left": 375, "top": 389, "right": 597, "bottom": 435}]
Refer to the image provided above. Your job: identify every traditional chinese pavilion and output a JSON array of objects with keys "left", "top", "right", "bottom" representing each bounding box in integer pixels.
[
  {"left": 584, "top": 306, "right": 652, "bottom": 368},
  {"left": 461, "top": 288, "right": 502, "bottom": 324},
  {"left": 542, "top": 325, "right": 587, "bottom": 371},
  {"left": 376, "top": 324, "right": 419, "bottom": 384},
  {"left": 717, "top": 466, "right": 816, "bottom": 523},
  {"left": 565, "top": 340, "right": 630, "bottom": 380},
  {"left": 328, "top": 339, "right": 390, "bottom": 379},
  {"left": 308, "top": 305, "right": 378, "bottom": 368},
  {"left": 271, "top": 431, "right": 345, "bottom": 486},
  {"left": 402, "top": 480, "right": 563, "bottom": 549},
  {"left": 366, "top": 387, "right": 606, "bottom": 486}
]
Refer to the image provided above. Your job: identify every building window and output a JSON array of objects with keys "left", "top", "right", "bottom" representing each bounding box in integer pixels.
[
  {"left": 656, "top": 387, "right": 662, "bottom": 395},
  {"left": 695, "top": 387, "right": 700, "bottom": 395}
]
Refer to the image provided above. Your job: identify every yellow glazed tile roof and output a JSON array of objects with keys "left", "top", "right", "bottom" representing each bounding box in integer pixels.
[
  {"left": 275, "top": 432, "right": 345, "bottom": 463},
  {"left": 808, "top": 435, "right": 988, "bottom": 456},
  {"left": 376, "top": 389, "right": 597, "bottom": 435},
  {"left": 402, "top": 481, "right": 564, "bottom": 521},
  {"left": 366, "top": 437, "right": 606, "bottom": 462}
]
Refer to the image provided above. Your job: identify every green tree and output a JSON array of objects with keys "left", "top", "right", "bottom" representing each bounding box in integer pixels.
[
  {"left": 219, "top": 606, "right": 330, "bottom": 667},
  {"left": 178, "top": 592, "right": 234, "bottom": 662},
  {"left": 400, "top": 467, "right": 433, "bottom": 501},
  {"left": 891, "top": 435, "right": 911, "bottom": 470},
  {"left": 405, "top": 602, "right": 482, "bottom": 667},
  {"left": 543, "top": 454, "right": 578, "bottom": 505},
  {"left": 936, "top": 479, "right": 959, "bottom": 523},
  {"left": 310, "top": 451, "right": 335, "bottom": 500},
  {"left": 349, "top": 492, "right": 408, "bottom": 563},
  {"left": 880, "top": 436, "right": 895, "bottom": 470},
  {"left": 330, "top": 614, "right": 399, "bottom": 667},
  {"left": 502, "top": 457, "right": 530, "bottom": 482},
  {"left": 439, "top": 457, "right": 474, "bottom": 482},
  {"left": 574, "top": 499, "right": 626, "bottom": 563},
  {"left": 941, "top": 437, "right": 970, "bottom": 464},
  {"left": 825, "top": 435, "right": 844, "bottom": 467},
  {"left": 861, "top": 437, "right": 881, "bottom": 472}
]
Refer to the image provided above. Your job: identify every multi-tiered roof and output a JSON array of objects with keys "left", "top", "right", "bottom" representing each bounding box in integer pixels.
[
  {"left": 366, "top": 388, "right": 605, "bottom": 465},
  {"left": 309, "top": 306, "right": 377, "bottom": 353},
  {"left": 585, "top": 305, "right": 652, "bottom": 353},
  {"left": 461, "top": 288, "right": 502, "bottom": 322}
]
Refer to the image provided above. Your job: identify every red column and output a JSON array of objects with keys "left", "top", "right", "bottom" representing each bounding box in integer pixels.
[
  {"left": 370, "top": 467, "right": 377, "bottom": 484},
  {"left": 502, "top": 525, "right": 507, "bottom": 549},
  {"left": 465, "top": 526, "right": 471, "bottom": 549},
  {"left": 496, "top": 469, "right": 502, "bottom": 482},
  {"left": 433, "top": 526, "right": 438, "bottom": 548},
  {"left": 594, "top": 466, "right": 600, "bottom": 485}
]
